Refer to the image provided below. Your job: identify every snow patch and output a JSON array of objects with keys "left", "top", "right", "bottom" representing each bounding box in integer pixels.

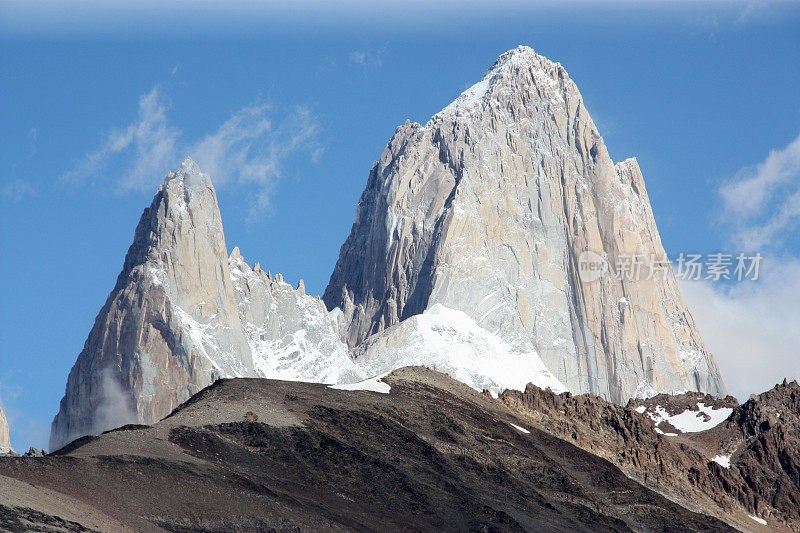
[
  {"left": 644, "top": 402, "right": 733, "bottom": 434},
  {"left": 436, "top": 78, "right": 492, "bottom": 118},
  {"left": 749, "top": 515, "right": 767, "bottom": 526},
  {"left": 231, "top": 255, "right": 364, "bottom": 385},
  {"left": 712, "top": 454, "right": 732, "bottom": 469},
  {"left": 509, "top": 423, "right": 530, "bottom": 434},
  {"left": 330, "top": 373, "right": 391, "bottom": 394}
]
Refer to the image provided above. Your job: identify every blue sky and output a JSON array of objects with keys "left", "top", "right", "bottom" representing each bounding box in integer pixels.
[{"left": 1, "top": 1, "right": 799, "bottom": 451}]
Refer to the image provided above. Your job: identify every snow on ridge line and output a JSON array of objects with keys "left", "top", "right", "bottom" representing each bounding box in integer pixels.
[
  {"left": 329, "top": 373, "right": 391, "bottom": 394},
  {"left": 509, "top": 423, "right": 530, "bottom": 434},
  {"left": 644, "top": 402, "right": 733, "bottom": 434},
  {"left": 355, "top": 303, "right": 567, "bottom": 398}
]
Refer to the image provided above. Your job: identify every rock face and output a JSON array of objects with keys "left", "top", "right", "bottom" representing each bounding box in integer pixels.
[
  {"left": 51, "top": 158, "right": 353, "bottom": 451},
  {"left": 229, "top": 247, "right": 363, "bottom": 384},
  {"left": 0, "top": 406, "right": 10, "bottom": 454},
  {"left": 499, "top": 378, "right": 800, "bottom": 530},
  {"left": 324, "top": 46, "right": 726, "bottom": 403},
  {"left": 720, "top": 379, "right": 800, "bottom": 527}
]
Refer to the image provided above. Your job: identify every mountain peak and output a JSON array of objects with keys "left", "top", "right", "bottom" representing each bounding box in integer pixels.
[
  {"left": 51, "top": 158, "right": 253, "bottom": 451},
  {"left": 487, "top": 45, "right": 556, "bottom": 75},
  {"left": 163, "top": 156, "right": 213, "bottom": 192},
  {"left": 325, "top": 44, "right": 726, "bottom": 403},
  {"left": 431, "top": 45, "right": 570, "bottom": 122}
]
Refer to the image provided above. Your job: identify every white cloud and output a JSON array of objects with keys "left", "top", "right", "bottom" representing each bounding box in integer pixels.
[
  {"left": 349, "top": 51, "right": 367, "bottom": 65},
  {"left": 62, "top": 87, "right": 322, "bottom": 215},
  {"left": 683, "top": 133, "right": 800, "bottom": 400},
  {"left": 679, "top": 259, "right": 800, "bottom": 401},
  {"left": 719, "top": 131, "right": 800, "bottom": 249},
  {"left": 190, "top": 102, "right": 322, "bottom": 218},
  {"left": 1, "top": 179, "right": 37, "bottom": 203},
  {"left": 349, "top": 47, "right": 384, "bottom": 71},
  {"left": 62, "top": 87, "right": 181, "bottom": 191}
]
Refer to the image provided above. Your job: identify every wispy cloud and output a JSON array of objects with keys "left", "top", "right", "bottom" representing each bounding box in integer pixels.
[
  {"left": 349, "top": 51, "right": 367, "bottom": 65},
  {"left": 62, "top": 87, "right": 181, "bottom": 191},
  {"left": 1, "top": 179, "right": 37, "bottom": 203},
  {"left": 190, "top": 102, "right": 322, "bottom": 218},
  {"left": 692, "top": 14, "right": 720, "bottom": 40},
  {"left": 719, "top": 131, "right": 800, "bottom": 249},
  {"left": 349, "top": 47, "right": 385, "bottom": 71},
  {"left": 61, "top": 87, "right": 322, "bottom": 216},
  {"left": 685, "top": 133, "right": 800, "bottom": 399},
  {"left": 680, "top": 258, "right": 800, "bottom": 401},
  {"left": 737, "top": 2, "right": 774, "bottom": 24}
]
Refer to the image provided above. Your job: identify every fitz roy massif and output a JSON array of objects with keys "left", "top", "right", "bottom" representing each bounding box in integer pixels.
[
  {"left": 3, "top": 45, "right": 799, "bottom": 532},
  {"left": 50, "top": 46, "right": 726, "bottom": 451}
]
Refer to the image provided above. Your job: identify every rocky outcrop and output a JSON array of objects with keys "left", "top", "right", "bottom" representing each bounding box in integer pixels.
[
  {"left": 2, "top": 367, "right": 733, "bottom": 532},
  {"left": 324, "top": 46, "right": 726, "bottom": 403},
  {"left": 229, "top": 247, "right": 363, "bottom": 384},
  {"left": 499, "top": 378, "right": 800, "bottom": 530},
  {"left": 719, "top": 379, "right": 800, "bottom": 527},
  {"left": 51, "top": 159, "right": 357, "bottom": 451},
  {"left": 0, "top": 406, "right": 11, "bottom": 454}
]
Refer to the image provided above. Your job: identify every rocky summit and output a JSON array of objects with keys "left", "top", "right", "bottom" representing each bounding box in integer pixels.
[
  {"left": 50, "top": 159, "right": 357, "bottom": 451},
  {"left": 52, "top": 46, "right": 726, "bottom": 453},
  {"left": 324, "top": 46, "right": 725, "bottom": 403}
]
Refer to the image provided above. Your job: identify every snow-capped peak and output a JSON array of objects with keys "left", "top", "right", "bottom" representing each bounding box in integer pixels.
[{"left": 431, "top": 45, "right": 569, "bottom": 122}]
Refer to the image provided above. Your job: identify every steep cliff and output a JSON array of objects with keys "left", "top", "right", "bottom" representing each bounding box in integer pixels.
[
  {"left": 324, "top": 46, "right": 726, "bottom": 403},
  {"left": 0, "top": 406, "right": 10, "bottom": 454},
  {"left": 50, "top": 159, "right": 255, "bottom": 450},
  {"left": 51, "top": 159, "right": 355, "bottom": 451}
]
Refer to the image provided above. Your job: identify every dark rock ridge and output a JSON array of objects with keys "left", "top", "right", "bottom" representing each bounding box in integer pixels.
[
  {"left": 2, "top": 368, "right": 733, "bottom": 533},
  {"left": 720, "top": 379, "right": 800, "bottom": 527},
  {"left": 498, "top": 378, "right": 800, "bottom": 530}
]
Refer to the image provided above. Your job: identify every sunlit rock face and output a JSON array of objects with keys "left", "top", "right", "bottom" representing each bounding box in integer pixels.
[
  {"left": 50, "top": 159, "right": 255, "bottom": 451},
  {"left": 51, "top": 159, "right": 356, "bottom": 451},
  {"left": 0, "top": 406, "right": 11, "bottom": 454},
  {"left": 323, "top": 46, "right": 726, "bottom": 403}
]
